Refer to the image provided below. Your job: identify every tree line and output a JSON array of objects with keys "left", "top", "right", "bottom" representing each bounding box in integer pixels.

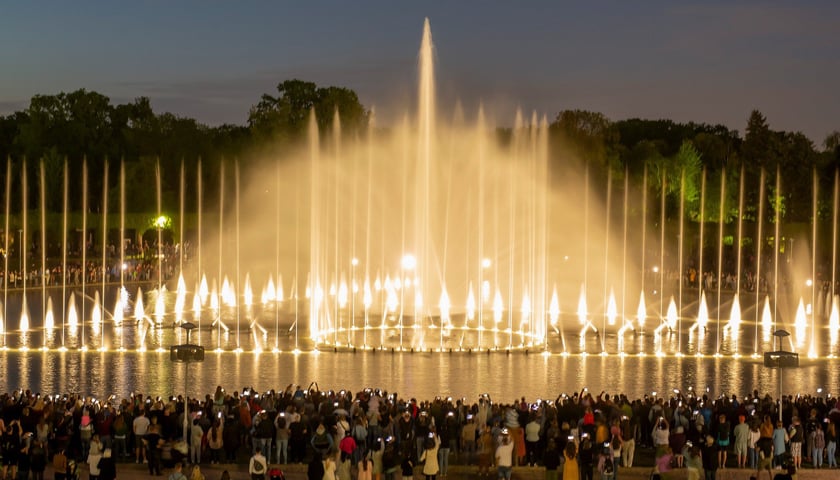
[{"left": 0, "top": 79, "right": 838, "bottom": 228}]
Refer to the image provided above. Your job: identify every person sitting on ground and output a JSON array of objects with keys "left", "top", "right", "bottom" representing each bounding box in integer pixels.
[
  {"left": 169, "top": 462, "right": 188, "bottom": 480},
  {"left": 772, "top": 464, "right": 797, "bottom": 480},
  {"left": 249, "top": 449, "right": 268, "bottom": 480},
  {"left": 97, "top": 449, "right": 117, "bottom": 480},
  {"left": 190, "top": 465, "right": 206, "bottom": 480}
]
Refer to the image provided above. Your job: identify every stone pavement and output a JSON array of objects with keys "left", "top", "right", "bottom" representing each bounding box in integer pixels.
[{"left": 55, "top": 460, "right": 840, "bottom": 480}]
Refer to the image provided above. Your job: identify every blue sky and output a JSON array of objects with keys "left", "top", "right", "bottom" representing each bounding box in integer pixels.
[{"left": 1, "top": 1, "right": 838, "bottom": 143}]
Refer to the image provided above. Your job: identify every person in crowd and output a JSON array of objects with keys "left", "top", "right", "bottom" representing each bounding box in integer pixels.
[
  {"left": 669, "top": 425, "right": 687, "bottom": 468},
  {"left": 437, "top": 415, "right": 453, "bottom": 477},
  {"left": 715, "top": 414, "right": 731, "bottom": 469},
  {"left": 542, "top": 439, "right": 560, "bottom": 480},
  {"left": 323, "top": 449, "right": 337, "bottom": 480},
  {"left": 222, "top": 417, "right": 241, "bottom": 463},
  {"left": 654, "top": 446, "right": 673, "bottom": 478},
  {"left": 6, "top": 382, "right": 840, "bottom": 480},
  {"left": 811, "top": 421, "right": 825, "bottom": 469},
  {"left": 826, "top": 421, "right": 837, "bottom": 469},
  {"left": 524, "top": 414, "right": 541, "bottom": 467},
  {"left": 652, "top": 415, "right": 670, "bottom": 460},
  {"left": 207, "top": 420, "right": 224, "bottom": 465},
  {"left": 52, "top": 448, "right": 68, "bottom": 480},
  {"left": 249, "top": 449, "right": 268, "bottom": 480},
  {"left": 420, "top": 429, "right": 441, "bottom": 480},
  {"left": 274, "top": 413, "right": 290, "bottom": 465},
  {"left": 134, "top": 409, "right": 151, "bottom": 464},
  {"left": 113, "top": 409, "right": 130, "bottom": 459},
  {"left": 684, "top": 442, "right": 704, "bottom": 480},
  {"left": 460, "top": 415, "right": 477, "bottom": 463},
  {"left": 311, "top": 421, "right": 334, "bottom": 459},
  {"left": 307, "top": 454, "right": 324, "bottom": 480},
  {"left": 755, "top": 435, "right": 774, "bottom": 480},
  {"left": 494, "top": 430, "right": 513, "bottom": 480},
  {"left": 772, "top": 464, "right": 798, "bottom": 480},
  {"left": 190, "top": 418, "right": 205, "bottom": 465},
  {"left": 30, "top": 439, "right": 48, "bottom": 480},
  {"left": 733, "top": 415, "right": 750, "bottom": 469},
  {"left": 97, "top": 449, "right": 117, "bottom": 480},
  {"left": 88, "top": 436, "right": 103, "bottom": 480},
  {"left": 399, "top": 450, "right": 413, "bottom": 480},
  {"left": 2, "top": 419, "right": 23, "bottom": 480},
  {"left": 190, "top": 465, "right": 206, "bottom": 480},
  {"left": 562, "top": 441, "right": 578, "bottom": 480},
  {"left": 748, "top": 420, "right": 761, "bottom": 469},
  {"left": 35, "top": 418, "right": 51, "bottom": 460},
  {"left": 358, "top": 451, "right": 373, "bottom": 480},
  {"left": 145, "top": 416, "right": 164, "bottom": 476},
  {"left": 789, "top": 416, "right": 803, "bottom": 470},
  {"left": 700, "top": 436, "right": 717, "bottom": 480},
  {"left": 17, "top": 433, "right": 31, "bottom": 480},
  {"left": 169, "top": 461, "right": 188, "bottom": 480},
  {"left": 772, "top": 419, "right": 788, "bottom": 469},
  {"left": 620, "top": 414, "right": 636, "bottom": 468},
  {"left": 475, "top": 425, "right": 494, "bottom": 478}
]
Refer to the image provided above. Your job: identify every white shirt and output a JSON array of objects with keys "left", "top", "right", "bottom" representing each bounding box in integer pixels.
[
  {"left": 133, "top": 415, "right": 150, "bottom": 436},
  {"left": 525, "top": 421, "right": 541, "bottom": 442},
  {"left": 496, "top": 441, "right": 514, "bottom": 467}
]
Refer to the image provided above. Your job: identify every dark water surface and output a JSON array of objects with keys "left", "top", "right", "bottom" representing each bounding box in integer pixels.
[{"left": 2, "top": 348, "right": 837, "bottom": 401}]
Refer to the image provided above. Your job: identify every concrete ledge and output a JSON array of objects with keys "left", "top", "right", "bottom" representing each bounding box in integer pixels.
[{"left": 63, "top": 461, "right": 840, "bottom": 480}]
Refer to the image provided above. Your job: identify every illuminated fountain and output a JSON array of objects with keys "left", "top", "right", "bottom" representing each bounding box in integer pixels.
[{"left": 0, "top": 19, "right": 839, "bottom": 359}]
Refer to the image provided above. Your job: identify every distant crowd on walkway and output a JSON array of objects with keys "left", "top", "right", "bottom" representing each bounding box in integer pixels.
[
  {"left": 0, "top": 239, "right": 188, "bottom": 289},
  {"left": 1, "top": 385, "right": 838, "bottom": 480}
]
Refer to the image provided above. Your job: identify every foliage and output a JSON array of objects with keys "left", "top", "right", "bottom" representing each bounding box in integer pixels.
[
  {"left": 247, "top": 79, "right": 369, "bottom": 144},
  {"left": 0, "top": 83, "right": 834, "bottom": 234}
]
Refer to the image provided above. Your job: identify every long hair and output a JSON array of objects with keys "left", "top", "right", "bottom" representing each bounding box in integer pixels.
[{"left": 564, "top": 441, "right": 576, "bottom": 460}]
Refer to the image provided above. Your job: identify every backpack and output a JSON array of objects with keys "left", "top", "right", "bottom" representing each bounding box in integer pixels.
[
  {"left": 354, "top": 425, "right": 368, "bottom": 443},
  {"left": 253, "top": 458, "right": 265, "bottom": 473},
  {"left": 313, "top": 432, "right": 330, "bottom": 449}
]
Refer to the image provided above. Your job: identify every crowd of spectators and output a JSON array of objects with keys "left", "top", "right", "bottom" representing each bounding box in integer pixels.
[
  {"left": 1, "top": 386, "right": 838, "bottom": 480},
  {"left": 0, "top": 239, "right": 187, "bottom": 289}
]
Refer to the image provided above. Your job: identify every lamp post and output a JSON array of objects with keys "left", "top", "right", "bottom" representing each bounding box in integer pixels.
[
  {"left": 171, "top": 321, "right": 203, "bottom": 440},
  {"left": 765, "top": 329, "right": 796, "bottom": 422}
]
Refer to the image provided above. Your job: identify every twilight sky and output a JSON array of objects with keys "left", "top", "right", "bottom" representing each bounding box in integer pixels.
[{"left": 1, "top": 1, "right": 838, "bottom": 144}]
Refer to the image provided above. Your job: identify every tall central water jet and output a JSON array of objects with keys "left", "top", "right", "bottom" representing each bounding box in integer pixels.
[{"left": 305, "top": 18, "right": 549, "bottom": 351}]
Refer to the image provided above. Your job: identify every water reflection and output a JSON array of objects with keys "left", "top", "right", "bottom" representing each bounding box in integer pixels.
[{"left": 1, "top": 350, "right": 837, "bottom": 402}]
